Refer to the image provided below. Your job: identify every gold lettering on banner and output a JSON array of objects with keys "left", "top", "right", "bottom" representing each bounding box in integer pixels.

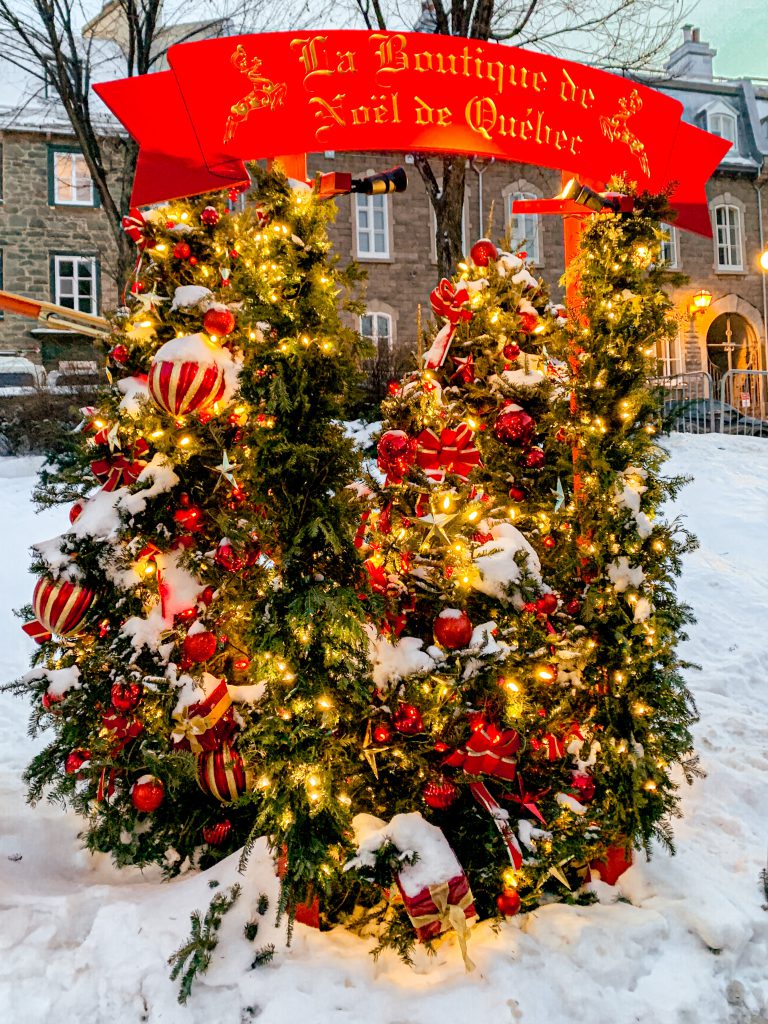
[
  {"left": 371, "top": 33, "right": 409, "bottom": 74},
  {"left": 309, "top": 94, "right": 347, "bottom": 137},
  {"left": 600, "top": 90, "right": 650, "bottom": 176},
  {"left": 290, "top": 36, "right": 357, "bottom": 87},
  {"left": 465, "top": 95, "right": 582, "bottom": 156},
  {"left": 465, "top": 96, "right": 498, "bottom": 140},
  {"left": 350, "top": 93, "right": 402, "bottom": 126},
  {"left": 560, "top": 69, "right": 595, "bottom": 109},
  {"left": 414, "top": 96, "right": 452, "bottom": 127},
  {"left": 223, "top": 46, "right": 287, "bottom": 144}
]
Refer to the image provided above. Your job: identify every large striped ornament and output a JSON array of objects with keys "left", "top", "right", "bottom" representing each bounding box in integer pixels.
[
  {"left": 33, "top": 577, "right": 94, "bottom": 638},
  {"left": 197, "top": 742, "right": 252, "bottom": 803},
  {"left": 148, "top": 357, "right": 226, "bottom": 417}
]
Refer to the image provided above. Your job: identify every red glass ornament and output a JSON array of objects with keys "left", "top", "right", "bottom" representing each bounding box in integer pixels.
[
  {"left": 173, "top": 241, "right": 191, "bottom": 259},
  {"left": 199, "top": 585, "right": 216, "bottom": 606},
  {"left": 203, "top": 308, "right": 236, "bottom": 337},
  {"left": 508, "top": 486, "right": 526, "bottom": 502},
  {"left": 110, "top": 344, "right": 129, "bottom": 364},
  {"left": 386, "top": 378, "right": 401, "bottom": 395},
  {"left": 175, "top": 607, "right": 198, "bottom": 624},
  {"left": 542, "top": 535, "right": 556, "bottom": 550},
  {"left": 503, "top": 342, "right": 521, "bottom": 360},
  {"left": 173, "top": 505, "right": 204, "bottom": 533},
  {"left": 433, "top": 609, "right": 473, "bottom": 650},
  {"left": 377, "top": 430, "right": 415, "bottom": 482},
  {"left": 131, "top": 775, "right": 164, "bottom": 813},
  {"left": 189, "top": 256, "right": 198, "bottom": 266},
  {"left": 393, "top": 703, "right": 424, "bottom": 735},
  {"left": 42, "top": 690, "right": 63, "bottom": 712},
  {"left": 494, "top": 406, "right": 536, "bottom": 446},
  {"left": 65, "top": 748, "right": 90, "bottom": 775},
  {"left": 470, "top": 238, "right": 498, "bottom": 267},
  {"left": 565, "top": 598, "right": 581, "bottom": 616},
  {"left": 497, "top": 888, "right": 521, "bottom": 916},
  {"left": 233, "top": 657, "right": 250, "bottom": 671},
  {"left": 111, "top": 682, "right": 143, "bottom": 712},
  {"left": 183, "top": 630, "right": 218, "bottom": 663},
  {"left": 372, "top": 721, "right": 393, "bottom": 744},
  {"left": 203, "top": 819, "right": 232, "bottom": 846},
  {"left": 215, "top": 540, "right": 243, "bottom": 572},
  {"left": 423, "top": 778, "right": 459, "bottom": 809},
  {"left": 130, "top": 281, "right": 145, "bottom": 294},
  {"left": 69, "top": 501, "right": 84, "bottom": 524},
  {"left": 536, "top": 593, "right": 558, "bottom": 615},
  {"left": 525, "top": 447, "right": 545, "bottom": 469},
  {"left": 148, "top": 356, "right": 225, "bottom": 418},
  {"left": 33, "top": 577, "right": 94, "bottom": 638},
  {"left": 518, "top": 311, "right": 539, "bottom": 333},
  {"left": 571, "top": 771, "right": 596, "bottom": 802},
  {"left": 201, "top": 206, "right": 220, "bottom": 226}
]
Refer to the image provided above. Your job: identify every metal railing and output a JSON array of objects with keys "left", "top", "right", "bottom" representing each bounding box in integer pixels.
[{"left": 652, "top": 369, "right": 768, "bottom": 437}]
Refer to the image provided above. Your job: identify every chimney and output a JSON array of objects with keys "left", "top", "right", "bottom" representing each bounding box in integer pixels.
[{"left": 665, "top": 24, "right": 717, "bottom": 81}]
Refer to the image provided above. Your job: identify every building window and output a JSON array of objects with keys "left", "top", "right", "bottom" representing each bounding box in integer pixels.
[
  {"left": 48, "top": 148, "right": 96, "bottom": 206},
  {"left": 713, "top": 204, "right": 743, "bottom": 271},
  {"left": 52, "top": 255, "right": 99, "bottom": 314},
  {"left": 355, "top": 193, "right": 389, "bottom": 259},
  {"left": 659, "top": 223, "right": 679, "bottom": 268},
  {"left": 360, "top": 312, "right": 392, "bottom": 356},
  {"left": 655, "top": 334, "right": 683, "bottom": 377},
  {"left": 506, "top": 192, "right": 541, "bottom": 264},
  {"left": 708, "top": 111, "right": 738, "bottom": 152}
]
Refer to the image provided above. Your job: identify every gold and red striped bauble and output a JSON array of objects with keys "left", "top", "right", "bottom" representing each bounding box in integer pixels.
[
  {"left": 197, "top": 742, "right": 253, "bottom": 803},
  {"left": 32, "top": 576, "right": 94, "bottom": 638},
  {"left": 148, "top": 357, "right": 226, "bottom": 417}
]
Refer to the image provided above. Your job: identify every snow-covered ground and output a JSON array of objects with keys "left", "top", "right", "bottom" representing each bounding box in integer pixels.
[{"left": 1, "top": 435, "right": 767, "bottom": 1024}]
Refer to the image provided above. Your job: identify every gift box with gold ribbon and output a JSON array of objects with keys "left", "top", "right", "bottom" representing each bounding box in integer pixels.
[{"left": 171, "top": 677, "right": 236, "bottom": 753}]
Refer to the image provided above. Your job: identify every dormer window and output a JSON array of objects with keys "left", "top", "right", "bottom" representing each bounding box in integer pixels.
[{"left": 701, "top": 100, "right": 740, "bottom": 155}]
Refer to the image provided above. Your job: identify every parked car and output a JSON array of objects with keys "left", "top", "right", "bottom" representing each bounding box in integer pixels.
[
  {"left": 0, "top": 356, "right": 47, "bottom": 396},
  {"left": 663, "top": 398, "right": 768, "bottom": 437}
]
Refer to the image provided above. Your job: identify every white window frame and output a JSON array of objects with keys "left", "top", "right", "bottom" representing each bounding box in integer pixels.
[
  {"left": 659, "top": 223, "right": 679, "bottom": 269},
  {"left": 52, "top": 150, "right": 95, "bottom": 206},
  {"left": 360, "top": 311, "right": 393, "bottom": 356},
  {"left": 712, "top": 202, "right": 744, "bottom": 272},
  {"left": 656, "top": 332, "right": 683, "bottom": 376},
  {"left": 505, "top": 189, "right": 542, "bottom": 265},
  {"left": 53, "top": 255, "right": 98, "bottom": 314},
  {"left": 354, "top": 192, "right": 390, "bottom": 260}
]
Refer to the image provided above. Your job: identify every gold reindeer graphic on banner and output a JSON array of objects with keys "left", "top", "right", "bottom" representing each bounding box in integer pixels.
[
  {"left": 599, "top": 90, "right": 650, "bottom": 177},
  {"left": 223, "top": 45, "right": 287, "bottom": 144}
]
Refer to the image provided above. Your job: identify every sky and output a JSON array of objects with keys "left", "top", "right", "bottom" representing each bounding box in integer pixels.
[{"left": 689, "top": 0, "right": 768, "bottom": 79}]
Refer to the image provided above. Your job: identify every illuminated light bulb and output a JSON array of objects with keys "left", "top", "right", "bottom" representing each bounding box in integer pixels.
[
  {"left": 653, "top": 540, "right": 666, "bottom": 552},
  {"left": 633, "top": 702, "right": 648, "bottom": 716},
  {"left": 643, "top": 780, "right": 657, "bottom": 791},
  {"left": 143, "top": 563, "right": 156, "bottom": 576},
  {"left": 309, "top": 791, "right": 320, "bottom": 802},
  {"left": 257, "top": 775, "right": 271, "bottom": 789},
  {"left": 508, "top": 508, "right": 517, "bottom": 519},
  {"left": 457, "top": 262, "right": 469, "bottom": 272},
  {"left": 249, "top": 332, "right": 257, "bottom": 340},
  {"left": 180, "top": 211, "right": 189, "bottom": 221},
  {"left": 617, "top": 741, "right": 628, "bottom": 754},
  {"left": 338, "top": 793, "right": 351, "bottom": 806},
  {"left": 150, "top": 429, "right": 164, "bottom": 438},
  {"left": 276, "top": 661, "right": 286, "bottom": 671},
  {"left": 614, "top": 671, "right": 624, "bottom": 683},
  {"left": 502, "top": 868, "right": 517, "bottom": 887},
  {"left": 466, "top": 418, "right": 478, "bottom": 430},
  {"left": 467, "top": 510, "right": 479, "bottom": 522},
  {"left": 317, "top": 697, "right": 332, "bottom": 710},
  {"left": 179, "top": 436, "right": 191, "bottom": 447},
  {"left": 154, "top": 243, "right": 167, "bottom": 253},
  {"left": 441, "top": 495, "right": 451, "bottom": 512},
  {"left": 284, "top": 672, "right": 296, "bottom": 682},
  {"left": 308, "top": 775, "right": 319, "bottom": 787},
  {"left": 94, "top": 419, "right": 105, "bottom": 429}
]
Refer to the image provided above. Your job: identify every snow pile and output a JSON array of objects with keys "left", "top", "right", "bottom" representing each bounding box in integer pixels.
[
  {"left": 1, "top": 435, "right": 768, "bottom": 1023},
  {"left": 348, "top": 811, "right": 463, "bottom": 894},
  {"left": 366, "top": 626, "right": 438, "bottom": 690},
  {"left": 472, "top": 521, "right": 542, "bottom": 601}
]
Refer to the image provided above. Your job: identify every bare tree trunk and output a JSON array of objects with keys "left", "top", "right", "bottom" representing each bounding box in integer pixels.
[{"left": 415, "top": 154, "right": 467, "bottom": 280}]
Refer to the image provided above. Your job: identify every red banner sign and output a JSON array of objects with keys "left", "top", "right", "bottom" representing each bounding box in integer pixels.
[{"left": 95, "top": 30, "right": 729, "bottom": 234}]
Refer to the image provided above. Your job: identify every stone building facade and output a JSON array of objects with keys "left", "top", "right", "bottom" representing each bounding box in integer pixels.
[{"left": 1, "top": 26, "right": 767, "bottom": 408}]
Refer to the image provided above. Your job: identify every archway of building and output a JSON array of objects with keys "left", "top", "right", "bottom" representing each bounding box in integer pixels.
[{"left": 706, "top": 312, "right": 759, "bottom": 376}]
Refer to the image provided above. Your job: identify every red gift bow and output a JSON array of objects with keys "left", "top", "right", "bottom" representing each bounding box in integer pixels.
[
  {"left": 531, "top": 733, "right": 566, "bottom": 760},
  {"left": 430, "top": 279, "right": 472, "bottom": 325},
  {"left": 444, "top": 723, "right": 520, "bottom": 781},
  {"left": 171, "top": 678, "right": 236, "bottom": 753},
  {"left": 363, "top": 557, "right": 389, "bottom": 593},
  {"left": 121, "top": 207, "right": 152, "bottom": 250},
  {"left": 91, "top": 438, "right": 149, "bottom": 492},
  {"left": 469, "top": 780, "right": 523, "bottom": 869},
  {"left": 415, "top": 425, "right": 481, "bottom": 484},
  {"left": 101, "top": 711, "right": 144, "bottom": 754},
  {"left": 505, "top": 774, "right": 550, "bottom": 824}
]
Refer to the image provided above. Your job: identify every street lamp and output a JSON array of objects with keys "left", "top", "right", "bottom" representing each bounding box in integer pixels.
[
  {"left": 689, "top": 289, "right": 713, "bottom": 316},
  {"left": 760, "top": 249, "right": 768, "bottom": 272}
]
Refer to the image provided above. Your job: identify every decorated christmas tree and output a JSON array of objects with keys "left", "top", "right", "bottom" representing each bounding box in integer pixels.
[
  {"left": 346, "top": 187, "right": 698, "bottom": 958},
  {"left": 11, "top": 168, "right": 373, "bottom": 873}
]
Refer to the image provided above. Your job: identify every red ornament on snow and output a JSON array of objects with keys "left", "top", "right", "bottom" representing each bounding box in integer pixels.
[
  {"left": 470, "top": 238, "right": 498, "bottom": 267},
  {"left": 525, "top": 447, "right": 546, "bottom": 469},
  {"left": 173, "top": 241, "right": 191, "bottom": 259},
  {"left": 69, "top": 501, "right": 84, "bottom": 524},
  {"left": 110, "top": 343, "right": 129, "bottom": 364},
  {"left": 536, "top": 593, "right": 558, "bottom": 615},
  {"left": 377, "top": 430, "right": 416, "bottom": 482},
  {"left": 203, "top": 820, "right": 232, "bottom": 847},
  {"left": 502, "top": 342, "right": 521, "bottom": 360},
  {"left": 203, "top": 307, "right": 236, "bottom": 337},
  {"left": 201, "top": 205, "right": 220, "bottom": 226},
  {"left": 148, "top": 355, "right": 226, "bottom": 418},
  {"left": 497, "top": 888, "right": 521, "bottom": 916},
  {"left": 183, "top": 630, "right": 218, "bottom": 664},
  {"left": 433, "top": 609, "right": 473, "bottom": 650},
  {"left": 589, "top": 844, "right": 633, "bottom": 885},
  {"left": 65, "top": 748, "right": 90, "bottom": 775},
  {"left": 131, "top": 775, "right": 164, "bottom": 813},
  {"left": 33, "top": 576, "right": 94, "bottom": 638},
  {"left": 423, "top": 778, "right": 459, "bottom": 809},
  {"left": 393, "top": 703, "right": 424, "bottom": 735},
  {"left": 494, "top": 405, "right": 535, "bottom": 447},
  {"left": 42, "top": 690, "right": 64, "bottom": 712},
  {"left": 508, "top": 485, "right": 526, "bottom": 502},
  {"left": 372, "top": 721, "right": 393, "bottom": 744},
  {"left": 571, "top": 772, "right": 596, "bottom": 802},
  {"left": 111, "top": 682, "right": 142, "bottom": 712}
]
